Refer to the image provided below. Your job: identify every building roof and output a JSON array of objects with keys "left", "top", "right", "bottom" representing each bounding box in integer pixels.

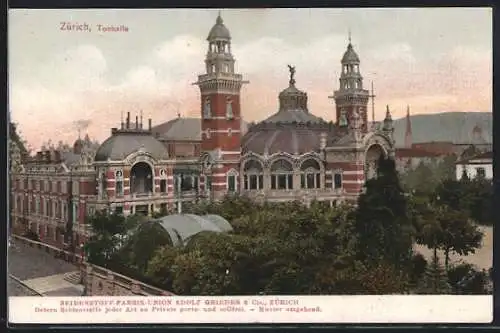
[
  {"left": 242, "top": 126, "right": 332, "bottom": 155},
  {"left": 207, "top": 14, "right": 231, "bottom": 41},
  {"left": 152, "top": 117, "right": 249, "bottom": 142},
  {"left": 241, "top": 72, "right": 335, "bottom": 155},
  {"left": 341, "top": 43, "right": 360, "bottom": 64},
  {"left": 150, "top": 214, "right": 232, "bottom": 246},
  {"left": 94, "top": 131, "right": 169, "bottom": 162},
  {"left": 395, "top": 147, "right": 444, "bottom": 158},
  {"left": 456, "top": 151, "right": 492, "bottom": 165}
]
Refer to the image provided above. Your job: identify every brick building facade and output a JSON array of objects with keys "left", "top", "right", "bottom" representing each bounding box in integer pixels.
[{"left": 10, "top": 14, "right": 397, "bottom": 251}]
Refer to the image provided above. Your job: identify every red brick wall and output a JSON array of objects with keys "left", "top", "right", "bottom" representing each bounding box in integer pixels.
[{"left": 201, "top": 94, "right": 242, "bottom": 153}]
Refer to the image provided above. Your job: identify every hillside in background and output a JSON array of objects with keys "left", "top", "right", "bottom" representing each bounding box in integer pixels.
[{"left": 392, "top": 112, "right": 492, "bottom": 147}]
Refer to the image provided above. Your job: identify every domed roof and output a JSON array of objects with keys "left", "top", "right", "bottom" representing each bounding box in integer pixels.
[
  {"left": 241, "top": 66, "right": 333, "bottom": 156},
  {"left": 341, "top": 43, "right": 360, "bottom": 64},
  {"left": 242, "top": 126, "right": 332, "bottom": 155},
  {"left": 94, "top": 132, "right": 169, "bottom": 162},
  {"left": 151, "top": 214, "right": 233, "bottom": 246},
  {"left": 207, "top": 14, "right": 231, "bottom": 41}
]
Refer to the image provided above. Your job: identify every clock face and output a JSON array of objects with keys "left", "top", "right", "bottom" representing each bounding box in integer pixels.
[{"left": 159, "top": 169, "right": 166, "bottom": 177}]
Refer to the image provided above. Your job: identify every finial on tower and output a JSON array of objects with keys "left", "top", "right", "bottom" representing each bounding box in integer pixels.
[
  {"left": 216, "top": 10, "right": 223, "bottom": 24},
  {"left": 348, "top": 28, "right": 352, "bottom": 45},
  {"left": 287, "top": 64, "right": 296, "bottom": 86}
]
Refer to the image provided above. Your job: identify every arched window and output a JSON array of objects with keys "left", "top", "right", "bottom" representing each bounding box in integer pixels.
[
  {"left": 243, "top": 160, "right": 263, "bottom": 190},
  {"left": 131, "top": 162, "right": 153, "bottom": 194},
  {"left": 227, "top": 169, "right": 238, "bottom": 193},
  {"left": 270, "top": 159, "right": 294, "bottom": 190},
  {"left": 300, "top": 159, "right": 321, "bottom": 189},
  {"left": 115, "top": 170, "right": 124, "bottom": 197}
]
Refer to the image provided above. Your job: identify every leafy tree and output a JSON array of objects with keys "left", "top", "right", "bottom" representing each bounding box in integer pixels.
[
  {"left": 447, "top": 262, "right": 490, "bottom": 295},
  {"left": 404, "top": 161, "right": 437, "bottom": 193},
  {"left": 415, "top": 204, "right": 483, "bottom": 270},
  {"left": 145, "top": 245, "right": 182, "bottom": 292},
  {"left": 83, "top": 210, "right": 140, "bottom": 266},
  {"left": 416, "top": 255, "right": 451, "bottom": 294},
  {"left": 467, "top": 178, "right": 493, "bottom": 226},
  {"left": 409, "top": 253, "right": 428, "bottom": 287},
  {"left": 460, "top": 168, "right": 470, "bottom": 181},
  {"left": 435, "top": 154, "right": 458, "bottom": 181},
  {"left": 354, "top": 156, "right": 414, "bottom": 268},
  {"left": 122, "top": 221, "right": 173, "bottom": 272}
]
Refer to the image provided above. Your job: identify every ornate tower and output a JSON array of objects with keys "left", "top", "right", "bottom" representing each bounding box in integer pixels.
[
  {"left": 331, "top": 36, "right": 370, "bottom": 133},
  {"left": 404, "top": 105, "right": 412, "bottom": 148},
  {"left": 194, "top": 13, "right": 248, "bottom": 196}
]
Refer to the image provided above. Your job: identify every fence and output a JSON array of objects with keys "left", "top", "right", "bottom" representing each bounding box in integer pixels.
[
  {"left": 10, "top": 234, "right": 83, "bottom": 265},
  {"left": 81, "top": 262, "right": 175, "bottom": 296}
]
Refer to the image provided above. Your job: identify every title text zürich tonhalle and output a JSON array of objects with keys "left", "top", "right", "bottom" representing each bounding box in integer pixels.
[{"left": 60, "top": 22, "right": 129, "bottom": 33}]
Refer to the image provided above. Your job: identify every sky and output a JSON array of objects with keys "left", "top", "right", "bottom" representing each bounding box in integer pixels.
[{"left": 8, "top": 8, "right": 492, "bottom": 150}]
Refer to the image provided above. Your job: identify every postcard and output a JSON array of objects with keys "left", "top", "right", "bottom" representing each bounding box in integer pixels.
[{"left": 8, "top": 7, "right": 493, "bottom": 324}]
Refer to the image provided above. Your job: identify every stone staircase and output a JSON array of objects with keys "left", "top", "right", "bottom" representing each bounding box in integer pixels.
[{"left": 63, "top": 271, "right": 82, "bottom": 285}]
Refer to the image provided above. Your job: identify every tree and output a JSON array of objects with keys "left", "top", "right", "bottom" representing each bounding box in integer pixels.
[
  {"left": 354, "top": 155, "right": 414, "bottom": 269},
  {"left": 466, "top": 178, "right": 493, "bottom": 226},
  {"left": 123, "top": 221, "right": 173, "bottom": 272},
  {"left": 408, "top": 253, "right": 428, "bottom": 288},
  {"left": 83, "top": 210, "right": 140, "bottom": 266},
  {"left": 435, "top": 154, "right": 458, "bottom": 181},
  {"left": 414, "top": 204, "right": 483, "bottom": 270},
  {"left": 145, "top": 245, "right": 182, "bottom": 292},
  {"left": 447, "top": 262, "right": 490, "bottom": 295},
  {"left": 416, "top": 255, "right": 451, "bottom": 294}
]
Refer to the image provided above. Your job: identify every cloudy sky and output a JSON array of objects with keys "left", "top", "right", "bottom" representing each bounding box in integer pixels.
[{"left": 9, "top": 8, "right": 492, "bottom": 150}]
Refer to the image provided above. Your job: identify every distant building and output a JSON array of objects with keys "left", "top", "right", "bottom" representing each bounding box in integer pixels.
[
  {"left": 394, "top": 107, "right": 450, "bottom": 173},
  {"left": 455, "top": 151, "right": 492, "bottom": 180},
  {"left": 395, "top": 108, "right": 491, "bottom": 174}
]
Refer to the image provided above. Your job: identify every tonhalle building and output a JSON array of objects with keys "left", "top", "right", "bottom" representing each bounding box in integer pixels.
[{"left": 11, "top": 14, "right": 396, "bottom": 250}]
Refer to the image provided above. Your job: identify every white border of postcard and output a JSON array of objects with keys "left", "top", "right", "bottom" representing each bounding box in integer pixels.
[{"left": 9, "top": 295, "right": 493, "bottom": 324}]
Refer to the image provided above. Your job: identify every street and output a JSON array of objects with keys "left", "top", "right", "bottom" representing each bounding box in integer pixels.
[{"left": 8, "top": 240, "right": 84, "bottom": 296}]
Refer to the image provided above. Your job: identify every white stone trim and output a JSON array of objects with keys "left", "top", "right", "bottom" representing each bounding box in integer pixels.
[
  {"left": 343, "top": 179, "right": 364, "bottom": 184},
  {"left": 211, "top": 182, "right": 227, "bottom": 186},
  {"left": 342, "top": 170, "right": 364, "bottom": 175}
]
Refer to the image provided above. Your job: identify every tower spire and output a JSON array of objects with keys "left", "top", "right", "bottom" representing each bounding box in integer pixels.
[
  {"left": 348, "top": 28, "right": 352, "bottom": 44},
  {"left": 405, "top": 105, "right": 412, "bottom": 148}
]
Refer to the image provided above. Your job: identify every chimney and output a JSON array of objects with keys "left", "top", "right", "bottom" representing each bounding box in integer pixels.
[
  {"left": 54, "top": 150, "right": 61, "bottom": 162},
  {"left": 120, "top": 111, "right": 124, "bottom": 129},
  {"left": 126, "top": 112, "right": 130, "bottom": 129},
  {"left": 36, "top": 151, "right": 43, "bottom": 161},
  {"left": 135, "top": 115, "right": 139, "bottom": 129},
  {"left": 45, "top": 151, "right": 51, "bottom": 162},
  {"left": 148, "top": 118, "right": 152, "bottom": 131}
]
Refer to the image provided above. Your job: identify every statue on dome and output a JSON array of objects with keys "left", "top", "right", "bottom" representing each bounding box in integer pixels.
[{"left": 287, "top": 64, "right": 296, "bottom": 85}]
